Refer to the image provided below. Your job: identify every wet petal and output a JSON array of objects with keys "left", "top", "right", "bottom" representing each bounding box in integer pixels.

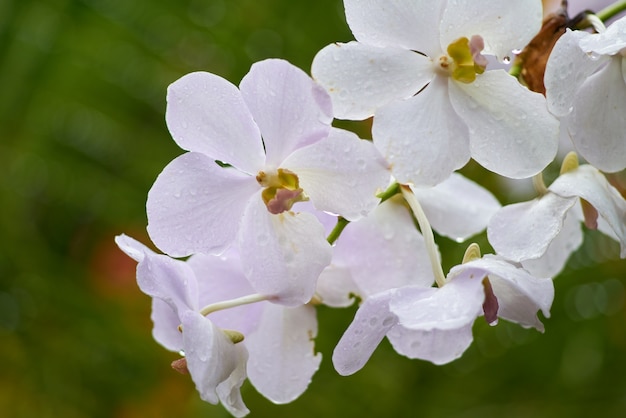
[
  {"left": 414, "top": 173, "right": 501, "bottom": 241},
  {"left": 372, "top": 76, "right": 470, "bottom": 186},
  {"left": 311, "top": 41, "right": 433, "bottom": 120},
  {"left": 386, "top": 322, "right": 474, "bottom": 365},
  {"left": 344, "top": 0, "right": 444, "bottom": 57},
  {"left": 316, "top": 265, "right": 359, "bottom": 308},
  {"left": 579, "top": 16, "right": 626, "bottom": 55},
  {"left": 147, "top": 152, "right": 258, "bottom": 257},
  {"left": 441, "top": 0, "right": 542, "bottom": 60},
  {"left": 450, "top": 70, "right": 559, "bottom": 178},
  {"left": 246, "top": 304, "right": 321, "bottom": 403},
  {"left": 488, "top": 193, "right": 578, "bottom": 262},
  {"left": 215, "top": 346, "right": 249, "bottom": 418},
  {"left": 282, "top": 128, "right": 390, "bottom": 221},
  {"left": 151, "top": 298, "right": 184, "bottom": 352},
  {"left": 238, "top": 199, "right": 332, "bottom": 306},
  {"left": 567, "top": 58, "right": 626, "bottom": 172},
  {"left": 240, "top": 59, "right": 332, "bottom": 166},
  {"left": 332, "top": 290, "right": 398, "bottom": 376},
  {"left": 166, "top": 72, "right": 264, "bottom": 174}
]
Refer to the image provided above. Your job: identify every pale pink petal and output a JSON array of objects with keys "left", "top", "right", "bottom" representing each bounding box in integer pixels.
[
  {"left": 182, "top": 311, "right": 247, "bottom": 407},
  {"left": 115, "top": 234, "right": 150, "bottom": 262},
  {"left": 386, "top": 322, "right": 474, "bottom": 365},
  {"left": 372, "top": 76, "right": 470, "bottom": 186},
  {"left": 488, "top": 193, "right": 578, "bottom": 262},
  {"left": 238, "top": 198, "right": 332, "bottom": 306},
  {"left": 545, "top": 29, "right": 607, "bottom": 117},
  {"left": 550, "top": 165, "right": 626, "bottom": 257},
  {"left": 246, "top": 304, "right": 321, "bottom": 403},
  {"left": 332, "top": 289, "right": 398, "bottom": 376},
  {"left": 239, "top": 59, "right": 332, "bottom": 166},
  {"left": 311, "top": 41, "right": 433, "bottom": 120},
  {"left": 457, "top": 256, "right": 554, "bottom": 331},
  {"left": 567, "top": 58, "right": 626, "bottom": 172},
  {"left": 166, "top": 72, "right": 264, "bottom": 174},
  {"left": 216, "top": 345, "right": 250, "bottom": 418},
  {"left": 521, "top": 207, "right": 583, "bottom": 278},
  {"left": 147, "top": 152, "right": 259, "bottom": 257},
  {"left": 390, "top": 280, "right": 483, "bottom": 331},
  {"left": 333, "top": 198, "right": 434, "bottom": 296},
  {"left": 414, "top": 173, "right": 501, "bottom": 242},
  {"left": 449, "top": 70, "right": 559, "bottom": 178},
  {"left": 316, "top": 265, "right": 359, "bottom": 308},
  {"left": 344, "top": 0, "right": 444, "bottom": 57},
  {"left": 282, "top": 128, "right": 390, "bottom": 221},
  {"left": 441, "top": 0, "right": 542, "bottom": 60},
  {"left": 151, "top": 298, "right": 184, "bottom": 352},
  {"left": 579, "top": 16, "right": 626, "bottom": 55}
]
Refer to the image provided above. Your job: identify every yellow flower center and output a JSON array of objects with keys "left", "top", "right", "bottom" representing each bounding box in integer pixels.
[
  {"left": 256, "top": 168, "right": 307, "bottom": 214},
  {"left": 435, "top": 36, "right": 487, "bottom": 83}
]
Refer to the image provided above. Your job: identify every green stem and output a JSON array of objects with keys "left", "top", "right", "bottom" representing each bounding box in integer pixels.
[
  {"left": 597, "top": 0, "right": 626, "bottom": 22},
  {"left": 376, "top": 182, "right": 401, "bottom": 202},
  {"left": 327, "top": 217, "right": 350, "bottom": 245},
  {"left": 199, "top": 294, "right": 269, "bottom": 316},
  {"left": 400, "top": 185, "right": 447, "bottom": 287}
]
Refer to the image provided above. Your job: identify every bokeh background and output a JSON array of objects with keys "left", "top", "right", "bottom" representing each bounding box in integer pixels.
[{"left": 1, "top": 0, "right": 625, "bottom": 417}]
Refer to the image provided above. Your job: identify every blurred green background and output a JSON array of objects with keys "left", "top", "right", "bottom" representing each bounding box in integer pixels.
[{"left": 1, "top": 0, "right": 625, "bottom": 417}]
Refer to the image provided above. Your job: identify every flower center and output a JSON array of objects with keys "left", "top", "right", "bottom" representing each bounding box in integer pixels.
[
  {"left": 434, "top": 35, "right": 488, "bottom": 83},
  {"left": 256, "top": 168, "right": 307, "bottom": 214}
]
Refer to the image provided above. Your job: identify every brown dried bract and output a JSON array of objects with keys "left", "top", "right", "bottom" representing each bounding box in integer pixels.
[{"left": 171, "top": 357, "right": 189, "bottom": 374}]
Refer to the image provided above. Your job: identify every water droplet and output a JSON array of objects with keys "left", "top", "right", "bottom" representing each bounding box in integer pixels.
[{"left": 502, "top": 56, "right": 511, "bottom": 64}]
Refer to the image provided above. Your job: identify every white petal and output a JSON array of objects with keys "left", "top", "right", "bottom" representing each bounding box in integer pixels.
[
  {"left": 315, "top": 265, "right": 359, "bottom": 308},
  {"left": 450, "top": 70, "right": 559, "bottom": 178},
  {"left": 147, "top": 152, "right": 258, "bottom": 257},
  {"left": 440, "top": 0, "right": 542, "bottom": 60},
  {"left": 333, "top": 197, "right": 434, "bottom": 296},
  {"left": 386, "top": 322, "right": 474, "bottom": 365},
  {"left": 458, "top": 255, "right": 554, "bottom": 331},
  {"left": 238, "top": 200, "right": 332, "bottom": 306},
  {"left": 246, "top": 304, "right": 321, "bottom": 404},
  {"left": 522, "top": 207, "right": 583, "bottom": 278},
  {"left": 372, "top": 76, "right": 470, "bottom": 186},
  {"left": 344, "top": 0, "right": 444, "bottom": 56},
  {"left": 216, "top": 345, "right": 250, "bottom": 418},
  {"left": 151, "top": 298, "right": 184, "bottom": 352},
  {"left": 282, "top": 128, "right": 390, "bottom": 221},
  {"left": 311, "top": 41, "right": 433, "bottom": 120},
  {"left": 579, "top": 16, "right": 626, "bottom": 55},
  {"left": 414, "top": 173, "right": 501, "bottom": 242},
  {"left": 332, "top": 290, "right": 398, "bottom": 376},
  {"left": 545, "top": 29, "right": 606, "bottom": 117},
  {"left": 239, "top": 59, "right": 332, "bottom": 166},
  {"left": 181, "top": 311, "right": 246, "bottom": 406},
  {"left": 390, "top": 280, "right": 483, "bottom": 331},
  {"left": 488, "top": 193, "right": 578, "bottom": 262},
  {"left": 550, "top": 165, "right": 626, "bottom": 257},
  {"left": 567, "top": 58, "right": 626, "bottom": 172},
  {"left": 115, "top": 234, "right": 151, "bottom": 262},
  {"left": 166, "top": 72, "right": 264, "bottom": 174}
]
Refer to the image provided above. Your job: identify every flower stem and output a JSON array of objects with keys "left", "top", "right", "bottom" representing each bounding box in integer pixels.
[
  {"left": 400, "top": 185, "right": 447, "bottom": 287},
  {"left": 199, "top": 293, "right": 269, "bottom": 316},
  {"left": 327, "top": 217, "right": 350, "bottom": 245},
  {"left": 376, "top": 182, "right": 401, "bottom": 202},
  {"left": 597, "top": 0, "right": 626, "bottom": 22}
]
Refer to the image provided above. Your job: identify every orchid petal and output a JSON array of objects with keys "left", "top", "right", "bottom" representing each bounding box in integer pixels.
[
  {"left": 316, "top": 265, "right": 359, "bottom": 308},
  {"left": 238, "top": 198, "right": 332, "bottom": 306},
  {"left": 216, "top": 346, "right": 250, "bottom": 418},
  {"left": 246, "top": 304, "right": 321, "bottom": 403},
  {"left": 567, "top": 58, "right": 626, "bottom": 172},
  {"left": 390, "top": 280, "right": 483, "bottom": 331},
  {"left": 550, "top": 165, "right": 626, "bottom": 257},
  {"left": 333, "top": 197, "right": 434, "bottom": 296},
  {"left": 386, "top": 322, "right": 474, "bottom": 365},
  {"left": 522, "top": 207, "right": 583, "bottom": 278},
  {"left": 147, "top": 152, "right": 258, "bottom": 257},
  {"left": 344, "top": 0, "right": 444, "bottom": 57},
  {"left": 373, "top": 76, "right": 470, "bottom": 186},
  {"left": 181, "top": 311, "right": 247, "bottom": 407},
  {"left": 311, "top": 41, "right": 433, "bottom": 120},
  {"left": 579, "top": 16, "right": 626, "bottom": 55},
  {"left": 488, "top": 193, "right": 578, "bottom": 262},
  {"left": 545, "top": 29, "right": 607, "bottom": 117},
  {"left": 240, "top": 59, "right": 333, "bottom": 166},
  {"left": 441, "top": 0, "right": 542, "bottom": 60},
  {"left": 166, "top": 72, "right": 264, "bottom": 174},
  {"left": 136, "top": 252, "right": 199, "bottom": 313},
  {"left": 332, "top": 290, "right": 398, "bottom": 376},
  {"left": 282, "top": 128, "right": 390, "bottom": 221},
  {"left": 115, "top": 234, "right": 150, "bottom": 262},
  {"left": 450, "top": 70, "right": 559, "bottom": 178},
  {"left": 151, "top": 298, "right": 184, "bottom": 352},
  {"left": 414, "top": 173, "right": 501, "bottom": 241}
]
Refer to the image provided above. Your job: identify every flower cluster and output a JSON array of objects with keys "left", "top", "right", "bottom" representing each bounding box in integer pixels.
[{"left": 117, "top": 1, "right": 626, "bottom": 415}]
